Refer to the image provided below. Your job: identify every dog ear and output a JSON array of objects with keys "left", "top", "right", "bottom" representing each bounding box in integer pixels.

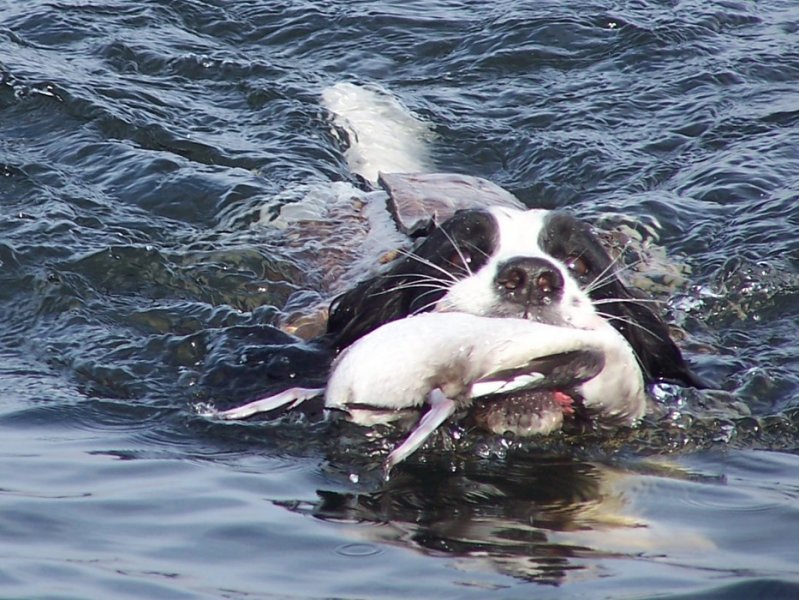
[
  {"left": 541, "top": 213, "right": 707, "bottom": 389},
  {"left": 326, "top": 276, "right": 405, "bottom": 352},
  {"left": 326, "top": 261, "right": 444, "bottom": 352},
  {"left": 601, "top": 288, "right": 708, "bottom": 388},
  {"left": 326, "top": 210, "right": 497, "bottom": 352}
]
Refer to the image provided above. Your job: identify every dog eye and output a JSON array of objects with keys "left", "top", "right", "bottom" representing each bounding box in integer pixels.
[
  {"left": 566, "top": 255, "right": 589, "bottom": 277},
  {"left": 448, "top": 248, "right": 473, "bottom": 270}
]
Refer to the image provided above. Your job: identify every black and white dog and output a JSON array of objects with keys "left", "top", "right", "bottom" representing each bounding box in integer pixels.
[
  {"left": 211, "top": 83, "right": 705, "bottom": 472},
  {"left": 216, "top": 200, "right": 705, "bottom": 471}
]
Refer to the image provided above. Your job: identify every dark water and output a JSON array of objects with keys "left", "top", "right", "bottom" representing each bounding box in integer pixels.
[{"left": 2, "top": 1, "right": 799, "bottom": 597}]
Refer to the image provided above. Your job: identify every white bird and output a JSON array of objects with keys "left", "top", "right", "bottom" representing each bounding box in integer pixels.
[{"left": 213, "top": 312, "right": 645, "bottom": 476}]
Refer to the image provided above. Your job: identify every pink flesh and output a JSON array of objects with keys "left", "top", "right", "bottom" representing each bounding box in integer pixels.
[{"left": 553, "top": 390, "right": 575, "bottom": 416}]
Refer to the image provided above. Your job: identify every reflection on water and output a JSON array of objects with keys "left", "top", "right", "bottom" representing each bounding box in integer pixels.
[
  {"left": 273, "top": 449, "right": 799, "bottom": 596},
  {"left": 277, "top": 455, "right": 717, "bottom": 585},
  {"left": 282, "top": 457, "right": 631, "bottom": 584}
]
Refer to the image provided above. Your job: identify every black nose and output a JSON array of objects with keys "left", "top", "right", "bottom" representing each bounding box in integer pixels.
[{"left": 495, "top": 257, "right": 564, "bottom": 306}]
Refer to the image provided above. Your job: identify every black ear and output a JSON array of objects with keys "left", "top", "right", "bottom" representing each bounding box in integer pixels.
[
  {"left": 326, "top": 274, "right": 413, "bottom": 352},
  {"left": 325, "top": 253, "right": 452, "bottom": 352},
  {"left": 601, "top": 289, "right": 708, "bottom": 388},
  {"left": 538, "top": 212, "right": 707, "bottom": 389}
]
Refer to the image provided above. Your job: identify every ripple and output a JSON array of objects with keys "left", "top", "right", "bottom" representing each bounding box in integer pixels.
[{"left": 335, "top": 543, "right": 384, "bottom": 558}]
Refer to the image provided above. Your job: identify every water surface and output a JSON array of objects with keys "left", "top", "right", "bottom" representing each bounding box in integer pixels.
[{"left": 2, "top": 1, "right": 799, "bottom": 598}]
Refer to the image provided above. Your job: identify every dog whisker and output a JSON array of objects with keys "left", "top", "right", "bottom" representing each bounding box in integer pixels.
[
  {"left": 437, "top": 226, "right": 477, "bottom": 277},
  {"left": 596, "top": 310, "right": 661, "bottom": 341},
  {"left": 411, "top": 295, "right": 446, "bottom": 315},
  {"left": 370, "top": 282, "right": 450, "bottom": 298},
  {"left": 378, "top": 272, "right": 453, "bottom": 288},
  {"left": 407, "top": 288, "right": 450, "bottom": 315},
  {"left": 395, "top": 248, "right": 461, "bottom": 283},
  {"left": 582, "top": 245, "right": 647, "bottom": 294},
  {"left": 592, "top": 297, "right": 667, "bottom": 307}
]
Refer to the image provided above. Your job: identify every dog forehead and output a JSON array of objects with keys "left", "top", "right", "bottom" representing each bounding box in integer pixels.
[{"left": 487, "top": 206, "right": 551, "bottom": 258}]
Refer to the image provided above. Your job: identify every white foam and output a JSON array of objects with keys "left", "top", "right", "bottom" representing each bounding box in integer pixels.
[{"left": 321, "top": 82, "right": 432, "bottom": 183}]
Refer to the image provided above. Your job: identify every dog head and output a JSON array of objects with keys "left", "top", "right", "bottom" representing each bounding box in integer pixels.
[{"left": 326, "top": 206, "right": 705, "bottom": 389}]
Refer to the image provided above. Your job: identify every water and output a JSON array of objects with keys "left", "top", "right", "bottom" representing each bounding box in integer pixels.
[{"left": 2, "top": 0, "right": 799, "bottom": 597}]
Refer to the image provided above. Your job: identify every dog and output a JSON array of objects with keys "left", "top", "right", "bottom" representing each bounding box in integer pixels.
[
  {"left": 214, "top": 202, "right": 705, "bottom": 473},
  {"left": 208, "top": 83, "right": 706, "bottom": 472}
]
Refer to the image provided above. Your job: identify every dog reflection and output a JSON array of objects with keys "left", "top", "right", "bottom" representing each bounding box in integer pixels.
[{"left": 275, "top": 457, "right": 645, "bottom": 583}]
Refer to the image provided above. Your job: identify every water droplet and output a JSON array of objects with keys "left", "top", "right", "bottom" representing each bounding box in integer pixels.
[{"left": 192, "top": 402, "right": 217, "bottom": 417}]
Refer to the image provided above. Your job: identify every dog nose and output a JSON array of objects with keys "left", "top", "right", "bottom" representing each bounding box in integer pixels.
[{"left": 495, "top": 257, "right": 564, "bottom": 305}]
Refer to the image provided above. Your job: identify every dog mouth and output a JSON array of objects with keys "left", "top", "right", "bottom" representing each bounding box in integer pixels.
[
  {"left": 470, "top": 388, "right": 580, "bottom": 437},
  {"left": 468, "top": 347, "right": 605, "bottom": 437},
  {"left": 520, "top": 307, "right": 559, "bottom": 324},
  {"left": 482, "top": 300, "right": 568, "bottom": 327}
]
